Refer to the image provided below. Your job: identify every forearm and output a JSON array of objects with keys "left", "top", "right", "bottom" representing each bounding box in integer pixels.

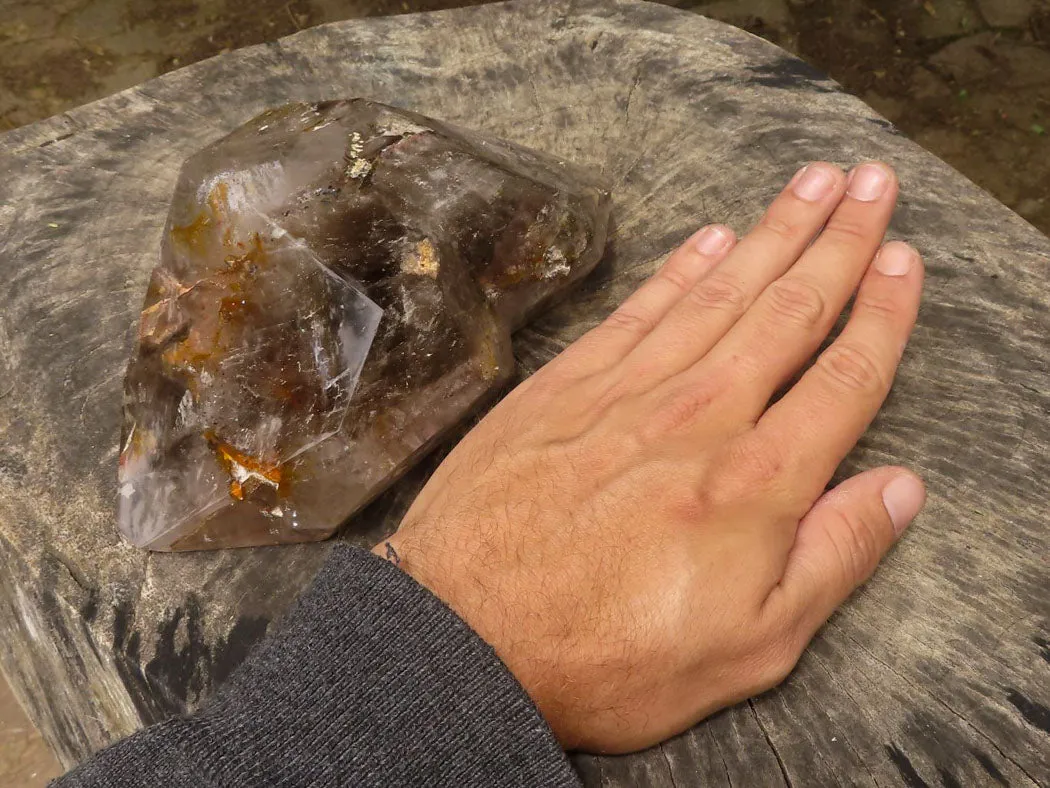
[{"left": 55, "top": 546, "right": 579, "bottom": 788}]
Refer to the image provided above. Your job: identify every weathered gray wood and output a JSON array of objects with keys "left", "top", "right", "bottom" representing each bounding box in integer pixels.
[{"left": 0, "top": 1, "right": 1047, "bottom": 785}]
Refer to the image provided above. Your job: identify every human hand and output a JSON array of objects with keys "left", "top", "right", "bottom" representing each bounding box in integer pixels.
[{"left": 374, "top": 162, "right": 926, "bottom": 753}]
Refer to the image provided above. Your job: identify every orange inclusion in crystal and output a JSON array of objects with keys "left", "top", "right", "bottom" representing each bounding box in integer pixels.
[
  {"left": 169, "top": 212, "right": 212, "bottom": 251},
  {"left": 204, "top": 430, "right": 282, "bottom": 501}
]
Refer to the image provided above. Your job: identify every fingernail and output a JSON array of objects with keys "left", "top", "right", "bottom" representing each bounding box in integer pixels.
[
  {"left": 695, "top": 225, "right": 732, "bottom": 256},
  {"left": 882, "top": 474, "right": 926, "bottom": 536},
  {"left": 792, "top": 164, "right": 836, "bottom": 202},
  {"left": 874, "top": 242, "right": 914, "bottom": 276},
  {"left": 847, "top": 163, "right": 891, "bottom": 202}
]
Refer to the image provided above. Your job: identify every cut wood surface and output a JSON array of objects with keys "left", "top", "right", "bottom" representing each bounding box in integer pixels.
[{"left": 0, "top": 1, "right": 1047, "bottom": 784}]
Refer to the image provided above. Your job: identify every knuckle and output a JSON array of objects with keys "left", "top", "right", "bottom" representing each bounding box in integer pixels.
[
  {"left": 707, "top": 438, "right": 787, "bottom": 505},
  {"left": 764, "top": 278, "right": 827, "bottom": 329},
  {"left": 663, "top": 486, "right": 712, "bottom": 525},
  {"left": 817, "top": 342, "right": 885, "bottom": 393},
  {"left": 658, "top": 265, "right": 696, "bottom": 296},
  {"left": 825, "top": 506, "right": 885, "bottom": 589},
  {"left": 686, "top": 272, "right": 750, "bottom": 313},
  {"left": 821, "top": 216, "right": 871, "bottom": 244},
  {"left": 586, "top": 372, "right": 637, "bottom": 415},
  {"left": 602, "top": 307, "right": 656, "bottom": 337},
  {"left": 856, "top": 292, "right": 901, "bottom": 321},
  {"left": 758, "top": 213, "right": 807, "bottom": 244},
  {"left": 731, "top": 436, "right": 786, "bottom": 487},
  {"left": 640, "top": 385, "right": 717, "bottom": 441}
]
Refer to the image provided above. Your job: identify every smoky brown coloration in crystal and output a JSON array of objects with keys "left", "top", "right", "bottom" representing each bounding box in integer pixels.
[{"left": 118, "top": 99, "right": 611, "bottom": 551}]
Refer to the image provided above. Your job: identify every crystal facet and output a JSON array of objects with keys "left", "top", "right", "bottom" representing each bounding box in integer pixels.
[{"left": 119, "top": 99, "right": 611, "bottom": 550}]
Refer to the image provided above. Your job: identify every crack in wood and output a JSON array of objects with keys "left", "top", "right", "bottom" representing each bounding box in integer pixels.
[
  {"left": 748, "top": 698, "right": 792, "bottom": 788},
  {"left": 659, "top": 743, "right": 680, "bottom": 788},
  {"left": 841, "top": 630, "right": 1041, "bottom": 787},
  {"left": 810, "top": 650, "right": 881, "bottom": 787},
  {"left": 710, "top": 730, "right": 734, "bottom": 788},
  {"left": 132, "top": 553, "right": 152, "bottom": 613},
  {"left": 51, "top": 550, "right": 95, "bottom": 597},
  {"left": 623, "top": 64, "right": 644, "bottom": 131}
]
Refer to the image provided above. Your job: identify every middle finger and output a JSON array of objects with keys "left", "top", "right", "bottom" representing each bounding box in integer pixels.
[
  {"left": 613, "top": 162, "right": 848, "bottom": 385},
  {"left": 688, "top": 161, "right": 898, "bottom": 421}
]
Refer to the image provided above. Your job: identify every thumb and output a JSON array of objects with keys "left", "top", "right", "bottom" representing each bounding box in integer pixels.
[{"left": 772, "top": 467, "right": 926, "bottom": 637}]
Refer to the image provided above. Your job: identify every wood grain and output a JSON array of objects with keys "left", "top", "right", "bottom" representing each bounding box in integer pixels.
[{"left": 0, "top": 1, "right": 1047, "bottom": 784}]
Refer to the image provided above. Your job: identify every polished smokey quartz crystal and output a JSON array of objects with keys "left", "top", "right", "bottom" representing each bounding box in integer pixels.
[{"left": 119, "top": 99, "right": 611, "bottom": 550}]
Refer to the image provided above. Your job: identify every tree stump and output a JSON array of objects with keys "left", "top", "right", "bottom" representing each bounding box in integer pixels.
[{"left": 0, "top": 1, "right": 1047, "bottom": 784}]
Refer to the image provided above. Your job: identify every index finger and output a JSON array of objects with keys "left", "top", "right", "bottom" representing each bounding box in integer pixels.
[{"left": 752, "top": 241, "right": 923, "bottom": 494}]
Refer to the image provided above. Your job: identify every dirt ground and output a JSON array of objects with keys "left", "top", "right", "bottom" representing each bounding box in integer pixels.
[
  {"left": 1, "top": 0, "right": 1048, "bottom": 235},
  {"left": 1, "top": 0, "right": 1048, "bottom": 785}
]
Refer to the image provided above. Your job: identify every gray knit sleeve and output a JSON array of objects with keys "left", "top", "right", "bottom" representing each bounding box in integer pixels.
[{"left": 54, "top": 545, "right": 581, "bottom": 787}]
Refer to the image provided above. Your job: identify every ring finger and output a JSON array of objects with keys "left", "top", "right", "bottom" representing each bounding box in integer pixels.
[{"left": 615, "top": 162, "right": 848, "bottom": 386}]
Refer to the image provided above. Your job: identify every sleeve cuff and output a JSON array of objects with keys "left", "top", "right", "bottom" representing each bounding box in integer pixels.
[{"left": 139, "top": 545, "right": 580, "bottom": 787}]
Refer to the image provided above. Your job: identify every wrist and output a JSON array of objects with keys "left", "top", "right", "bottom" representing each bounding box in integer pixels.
[{"left": 370, "top": 537, "right": 577, "bottom": 749}]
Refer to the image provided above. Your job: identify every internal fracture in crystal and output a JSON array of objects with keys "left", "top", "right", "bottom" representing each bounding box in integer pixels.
[{"left": 119, "top": 99, "right": 611, "bottom": 550}]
